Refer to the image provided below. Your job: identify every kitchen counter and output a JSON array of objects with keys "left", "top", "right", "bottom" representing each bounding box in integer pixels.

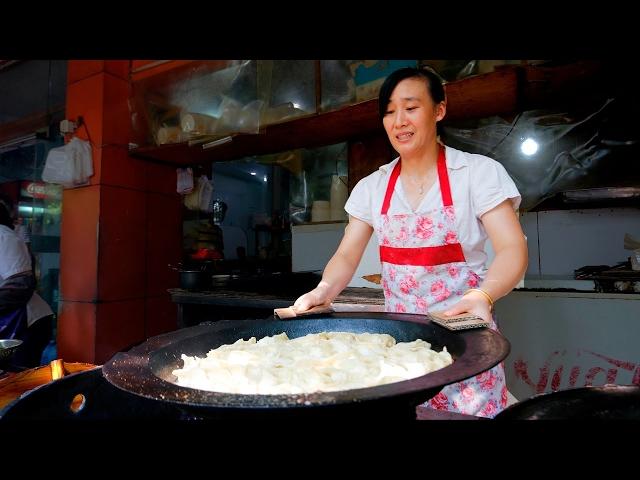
[
  {"left": 168, "top": 286, "right": 385, "bottom": 309},
  {"left": 518, "top": 275, "right": 597, "bottom": 292}
]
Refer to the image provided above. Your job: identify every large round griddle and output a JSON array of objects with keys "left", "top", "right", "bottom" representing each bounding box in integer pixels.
[{"left": 102, "top": 313, "right": 509, "bottom": 419}]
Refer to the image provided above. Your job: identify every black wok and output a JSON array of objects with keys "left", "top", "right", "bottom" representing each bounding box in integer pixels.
[
  {"left": 496, "top": 384, "right": 640, "bottom": 420},
  {"left": 103, "top": 312, "right": 510, "bottom": 419}
]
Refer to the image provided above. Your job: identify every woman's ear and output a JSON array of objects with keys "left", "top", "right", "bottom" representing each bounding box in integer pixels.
[{"left": 435, "top": 101, "right": 447, "bottom": 122}]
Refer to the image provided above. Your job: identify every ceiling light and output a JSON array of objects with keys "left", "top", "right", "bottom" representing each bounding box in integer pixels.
[{"left": 521, "top": 137, "right": 539, "bottom": 156}]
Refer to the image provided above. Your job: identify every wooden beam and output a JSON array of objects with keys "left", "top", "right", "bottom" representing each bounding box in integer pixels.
[
  {"left": 0, "top": 108, "right": 63, "bottom": 145},
  {"left": 444, "top": 66, "right": 520, "bottom": 122}
]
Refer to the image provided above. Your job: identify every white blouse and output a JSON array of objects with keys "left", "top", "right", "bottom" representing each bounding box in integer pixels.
[
  {"left": 344, "top": 145, "right": 521, "bottom": 279},
  {"left": 0, "top": 224, "right": 32, "bottom": 281},
  {"left": 0, "top": 224, "right": 53, "bottom": 326}
]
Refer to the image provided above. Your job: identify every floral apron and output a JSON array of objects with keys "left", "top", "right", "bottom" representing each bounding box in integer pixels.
[{"left": 376, "top": 146, "right": 508, "bottom": 418}]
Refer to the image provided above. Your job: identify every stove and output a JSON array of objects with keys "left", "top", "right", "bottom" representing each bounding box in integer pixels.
[{"left": 574, "top": 263, "right": 640, "bottom": 293}]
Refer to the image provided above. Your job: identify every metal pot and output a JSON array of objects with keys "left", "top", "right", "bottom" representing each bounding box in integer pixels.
[
  {"left": 178, "top": 270, "right": 210, "bottom": 290},
  {"left": 102, "top": 313, "right": 510, "bottom": 419},
  {"left": 0, "top": 367, "right": 189, "bottom": 420},
  {"left": 496, "top": 384, "right": 640, "bottom": 420}
]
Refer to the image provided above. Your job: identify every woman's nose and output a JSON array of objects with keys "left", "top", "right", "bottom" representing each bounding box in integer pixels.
[{"left": 394, "top": 111, "right": 407, "bottom": 128}]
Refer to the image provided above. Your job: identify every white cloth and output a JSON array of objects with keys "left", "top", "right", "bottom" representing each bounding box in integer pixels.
[
  {"left": 26, "top": 292, "right": 53, "bottom": 327},
  {"left": 0, "top": 224, "right": 32, "bottom": 280},
  {"left": 344, "top": 145, "right": 521, "bottom": 281}
]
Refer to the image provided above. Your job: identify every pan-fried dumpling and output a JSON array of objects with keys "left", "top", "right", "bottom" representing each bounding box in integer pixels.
[{"left": 172, "top": 331, "right": 453, "bottom": 395}]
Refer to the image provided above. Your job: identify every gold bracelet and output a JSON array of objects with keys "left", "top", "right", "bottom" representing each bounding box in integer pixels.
[{"left": 464, "top": 288, "right": 494, "bottom": 311}]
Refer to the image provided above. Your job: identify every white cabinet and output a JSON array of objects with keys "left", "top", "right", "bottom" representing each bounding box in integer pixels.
[{"left": 347, "top": 234, "right": 382, "bottom": 289}]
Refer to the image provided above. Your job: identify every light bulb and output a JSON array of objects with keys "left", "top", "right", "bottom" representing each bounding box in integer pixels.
[{"left": 521, "top": 138, "right": 539, "bottom": 156}]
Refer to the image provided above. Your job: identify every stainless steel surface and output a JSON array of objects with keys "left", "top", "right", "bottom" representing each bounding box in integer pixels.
[
  {"left": 0, "top": 339, "right": 23, "bottom": 362},
  {"left": 562, "top": 187, "right": 640, "bottom": 202}
]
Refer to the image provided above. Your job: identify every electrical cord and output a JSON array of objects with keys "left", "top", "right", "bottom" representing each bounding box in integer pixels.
[{"left": 487, "top": 112, "right": 523, "bottom": 157}]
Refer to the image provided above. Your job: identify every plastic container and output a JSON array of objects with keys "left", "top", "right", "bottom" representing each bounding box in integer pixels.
[
  {"left": 330, "top": 175, "right": 348, "bottom": 221},
  {"left": 311, "top": 200, "right": 330, "bottom": 222}
]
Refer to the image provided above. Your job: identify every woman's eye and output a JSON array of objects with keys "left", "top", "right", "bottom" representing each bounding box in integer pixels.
[
  {"left": 384, "top": 110, "right": 394, "bottom": 116},
  {"left": 406, "top": 106, "right": 418, "bottom": 111}
]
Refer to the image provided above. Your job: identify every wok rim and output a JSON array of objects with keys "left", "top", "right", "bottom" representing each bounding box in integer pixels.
[{"left": 102, "top": 312, "right": 510, "bottom": 410}]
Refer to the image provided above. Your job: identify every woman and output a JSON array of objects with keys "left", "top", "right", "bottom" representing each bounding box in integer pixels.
[{"left": 293, "top": 66, "right": 528, "bottom": 418}]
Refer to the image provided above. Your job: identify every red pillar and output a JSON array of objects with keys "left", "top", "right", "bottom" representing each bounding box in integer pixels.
[{"left": 58, "top": 60, "right": 181, "bottom": 364}]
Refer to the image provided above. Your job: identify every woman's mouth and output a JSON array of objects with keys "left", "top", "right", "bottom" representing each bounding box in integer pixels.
[{"left": 396, "top": 132, "right": 414, "bottom": 142}]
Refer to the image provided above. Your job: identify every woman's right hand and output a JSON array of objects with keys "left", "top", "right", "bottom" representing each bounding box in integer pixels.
[{"left": 293, "top": 285, "right": 331, "bottom": 313}]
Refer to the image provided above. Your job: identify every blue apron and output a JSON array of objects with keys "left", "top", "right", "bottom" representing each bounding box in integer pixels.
[{"left": 0, "top": 306, "right": 27, "bottom": 340}]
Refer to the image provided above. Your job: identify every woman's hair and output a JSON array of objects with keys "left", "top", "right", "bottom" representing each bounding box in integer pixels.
[
  {"left": 378, "top": 66, "right": 447, "bottom": 130},
  {"left": 0, "top": 201, "right": 14, "bottom": 229}
]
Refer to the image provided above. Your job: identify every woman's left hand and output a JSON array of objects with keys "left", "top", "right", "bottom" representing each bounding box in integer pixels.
[{"left": 443, "top": 291, "right": 492, "bottom": 323}]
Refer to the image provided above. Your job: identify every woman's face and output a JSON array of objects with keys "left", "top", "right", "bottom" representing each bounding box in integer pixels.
[{"left": 382, "top": 77, "right": 446, "bottom": 158}]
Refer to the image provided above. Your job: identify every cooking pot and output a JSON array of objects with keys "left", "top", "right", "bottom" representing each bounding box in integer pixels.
[
  {"left": 169, "top": 264, "right": 210, "bottom": 291},
  {"left": 103, "top": 312, "right": 510, "bottom": 420},
  {"left": 178, "top": 269, "right": 210, "bottom": 290},
  {"left": 496, "top": 384, "right": 640, "bottom": 420}
]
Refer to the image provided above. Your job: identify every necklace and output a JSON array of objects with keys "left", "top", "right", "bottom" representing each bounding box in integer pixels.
[{"left": 407, "top": 173, "right": 429, "bottom": 195}]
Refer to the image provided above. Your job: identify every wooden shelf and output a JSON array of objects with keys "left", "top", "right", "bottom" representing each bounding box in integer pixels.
[
  {"left": 129, "top": 67, "right": 523, "bottom": 167},
  {"left": 130, "top": 99, "right": 384, "bottom": 166},
  {"left": 129, "top": 62, "right": 604, "bottom": 167},
  {"left": 528, "top": 192, "right": 640, "bottom": 212}
]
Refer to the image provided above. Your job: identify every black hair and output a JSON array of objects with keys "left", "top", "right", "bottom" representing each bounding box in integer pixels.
[
  {"left": 378, "top": 66, "right": 447, "bottom": 136},
  {"left": 0, "top": 201, "right": 14, "bottom": 229}
]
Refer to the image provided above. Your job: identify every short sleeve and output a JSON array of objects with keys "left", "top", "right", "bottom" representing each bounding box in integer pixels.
[
  {"left": 344, "top": 176, "right": 373, "bottom": 226},
  {"left": 0, "top": 233, "right": 32, "bottom": 280},
  {"left": 471, "top": 156, "right": 521, "bottom": 218}
]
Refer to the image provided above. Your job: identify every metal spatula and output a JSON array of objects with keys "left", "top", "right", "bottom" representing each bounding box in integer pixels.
[{"left": 428, "top": 311, "right": 490, "bottom": 330}]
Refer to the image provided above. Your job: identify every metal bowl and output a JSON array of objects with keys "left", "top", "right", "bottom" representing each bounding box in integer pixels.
[{"left": 0, "top": 339, "right": 23, "bottom": 362}]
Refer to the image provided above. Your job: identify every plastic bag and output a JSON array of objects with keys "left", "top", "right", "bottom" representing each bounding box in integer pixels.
[
  {"left": 67, "top": 137, "right": 93, "bottom": 186},
  {"left": 42, "top": 146, "right": 74, "bottom": 186},
  {"left": 198, "top": 175, "right": 213, "bottom": 212},
  {"left": 42, "top": 137, "right": 93, "bottom": 187},
  {"left": 183, "top": 175, "right": 213, "bottom": 212},
  {"left": 176, "top": 168, "right": 194, "bottom": 194},
  {"left": 184, "top": 180, "right": 201, "bottom": 210}
]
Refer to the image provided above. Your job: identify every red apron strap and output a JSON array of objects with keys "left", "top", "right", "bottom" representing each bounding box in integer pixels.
[
  {"left": 436, "top": 145, "right": 453, "bottom": 207},
  {"left": 383, "top": 147, "right": 451, "bottom": 214},
  {"left": 380, "top": 161, "right": 401, "bottom": 215},
  {"left": 380, "top": 243, "right": 465, "bottom": 266}
]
